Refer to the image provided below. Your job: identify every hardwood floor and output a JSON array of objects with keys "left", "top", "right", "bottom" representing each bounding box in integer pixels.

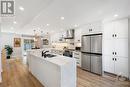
[{"left": 0, "top": 51, "right": 130, "bottom": 87}]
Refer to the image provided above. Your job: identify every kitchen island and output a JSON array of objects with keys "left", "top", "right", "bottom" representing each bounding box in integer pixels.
[{"left": 27, "top": 50, "right": 76, "bottom": 87}]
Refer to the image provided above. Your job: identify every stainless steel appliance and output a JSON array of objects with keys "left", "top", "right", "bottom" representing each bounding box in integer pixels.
[
  {"left": 81, "top": 33, "right": 102, "bottom": 75},
  {"left": 63, "top": 50, "right": 73, "bottom": 57},
  {"left": 64, "top": 29, "right": 74, "bottom": 39}
]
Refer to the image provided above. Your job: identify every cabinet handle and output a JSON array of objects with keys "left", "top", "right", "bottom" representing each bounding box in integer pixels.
[
  {"left": 115, "top": 52, "right": 117, "bottom": 55},
  {"left": 112, "top": 58, "right": 114, "bottom": 61},
  {"left": 89, "top": 29, "right": 92, "bottom": 32},
  {"left": 115, "top": 34, "right": 117, "bottom": 37},
  {"left": 115, "top": 58, "right": 117, "bottom": 61},
  {"left": 112, "top": 52, "right": 114, "bottom": 55},
  {"left": 112, "top": 34, "right": 114, "bottom": 37}
]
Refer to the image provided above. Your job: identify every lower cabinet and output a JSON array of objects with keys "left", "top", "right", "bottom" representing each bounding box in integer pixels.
[
  {"left": 104, "top": 56, "right": 128, "bottom": 77},
  {"left": 73, "top": 51, "right": 81, "bottom": 67},
  {"left": 115, "top": 57, "right": 128, "bottom": 77}
]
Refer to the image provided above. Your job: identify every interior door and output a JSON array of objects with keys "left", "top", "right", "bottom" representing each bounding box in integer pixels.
[
  {"left": 81, "top": 36, "right": 90, "bottom": 52},
  {"left": 91, "top": 35, "right": 102, "bottom": 53},
  {"left": 81, "top": 53, "right": 91, "bottom": 71},
  {"left": 91, "top": 54, "right": 102, "bottom": 75}
]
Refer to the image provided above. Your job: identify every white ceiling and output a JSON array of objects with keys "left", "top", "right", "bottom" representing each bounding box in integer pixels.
[{"left": 1, "top": 0, "right": 130, "bottom": 35}]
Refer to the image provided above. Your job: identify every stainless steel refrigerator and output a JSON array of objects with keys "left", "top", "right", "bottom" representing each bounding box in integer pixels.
[{"left": 81, "top": 34, "right": 102, "bottom": 75}]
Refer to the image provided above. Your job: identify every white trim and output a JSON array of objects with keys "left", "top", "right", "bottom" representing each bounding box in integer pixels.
[{"left": 129, "top": 19, "right": 130, "bottom": 80}]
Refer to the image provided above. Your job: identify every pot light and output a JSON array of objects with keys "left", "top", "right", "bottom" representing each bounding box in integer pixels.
[
  {"left": 13, "top": 21, "right": 17, "bottom": 24},
  {"left": 19, "top": 6, "right": 24, "bottom": 11},
  {"left": 74, "top": 24, "right": 79, "bottom": 27},
  {"left": 46, "top": 24, "right": 50, "bottom": 26},
  {"left": 114, "top": 14, "right": 118, "bottom": 17},
  {"left": 60, "top": 17, "right": 65, "bottom": 20}
]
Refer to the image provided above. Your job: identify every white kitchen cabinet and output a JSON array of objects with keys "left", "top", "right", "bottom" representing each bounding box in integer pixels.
[
  {"left": 103, "top": 39, "right": 128, "bottom": 57},
  {"left": 115, "top": 57, "right": 128, "bottom": 77},
  {"left": 81, "top": 22, "right": 102, "bottom": 35},
  {"left": 73, "top": 51, "right": 81, "bottom": 67},
  {"left": 104, "top": 56, "right": 128, "bottom": 77},
  {"left": 103, "top": 18, "right": 128, "bottom": 40},
  {"left": 103, "top": 22, "right": 115, "bottom": 40},
  {"left": 115, "top": 19, "right": 128, "bottom": 39},
  {"left": 75, "top": 29, "right": 82, "bottom": 43},
  {"left": 103, "top": 18, "right": 128, "bottom": 77},
  {"left": 103, "top": 39, "right": 115, "bottom": 56},
  {"left": 51, "top": 31, "right": 67, "bottom": 43},
  {"left": 104, "top": 56, "right": 115, "bottom": 74},
  {"left": 89, "top": 23, "right": 102, "bottom": 34},
  {"left": 115, "top": 39, "right": 128, "bottom": 58}
]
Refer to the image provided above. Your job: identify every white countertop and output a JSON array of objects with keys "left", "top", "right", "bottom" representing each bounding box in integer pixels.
[{"left": 28, "top": 50, "right": 76, "bottom": 66}]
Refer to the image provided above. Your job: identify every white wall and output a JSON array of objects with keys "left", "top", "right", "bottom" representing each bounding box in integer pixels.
[{"left": 1, "top": 32, "right": 22, "bottom": 58}]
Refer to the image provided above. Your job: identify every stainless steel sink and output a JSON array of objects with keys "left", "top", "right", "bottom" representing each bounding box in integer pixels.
[{"left": 44, "top": 54, "right": 56, "bottom": 58}]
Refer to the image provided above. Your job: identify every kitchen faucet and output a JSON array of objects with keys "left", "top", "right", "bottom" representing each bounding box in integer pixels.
[{"left": 42, "top": 50, "right": 49, "bottom": 57}]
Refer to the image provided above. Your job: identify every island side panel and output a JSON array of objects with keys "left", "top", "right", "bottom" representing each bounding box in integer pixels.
[
  {"left": 60, "top": 58, "right": 77, "bottom": 87},
  {"left": 29, "top": 54, "right": 61, "bottom": 87}
]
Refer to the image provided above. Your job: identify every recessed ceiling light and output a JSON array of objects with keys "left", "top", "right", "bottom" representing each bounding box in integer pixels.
[
  {"left": 19, "top": 6, "right": 24, "bottom": 11},
  {"left": 13, "top": 21, "right": 17, "bottom": 24},
  {"left": 46, "top": 24, "right": 50, "bottom": 26},
  {"left": 74, "top": 24, "right": 79, "bottom": 27},
  {"left": 60, "top": 17, "right": 65, "bottom": 20},
  {"left": 114, "top": 14, "right": 118, "bottom": 17}
]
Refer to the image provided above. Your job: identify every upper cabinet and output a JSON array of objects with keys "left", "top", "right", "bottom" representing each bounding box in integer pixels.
[
  {"left": 103, "top": 19, "right": 128, "bottom": 40},
  {"left": 51, "top": 31, "right": 67, "bottom": 43},
  {"left": 81, "top": 21, "right": 102, "bottom": 35},
  {"left": 114, "top": 19, "right": 128, "bottom": 39},
  {"left": 75, "top": 28, "right": 82, "bottom": 43}
]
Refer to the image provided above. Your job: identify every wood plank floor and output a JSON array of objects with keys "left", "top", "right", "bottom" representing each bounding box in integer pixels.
[{"left": 0, "top": 55, "right": 130, "bottom": 87}]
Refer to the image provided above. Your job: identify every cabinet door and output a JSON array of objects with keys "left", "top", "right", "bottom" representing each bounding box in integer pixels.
[
  {"left": 115, "top": 39, "right": 128, "bottom": 58},
  {"left": 91, "top": 23, "right": 102, "bottom": 34},
  {"left": 102, "top": 39, "right": 115, "bottom": 56},
  {"left": 104, "top": 56, "right": 115, "bottom": 74},
  {"left": 81, "top": 53, "right": 91, "bottom": 71},
  {"left": 81, "top": 36, "right": 91, "bottom": 52},
  {"left": 81, "top": 25, "right": 90, "bottom": 35},
  {"left": 103, "top": 22, "right": 115, "bottom": 40},
  {"left": 91, "top": 35, "right": 102, "bottom": 53},
  {"left": 75, "top": 29, "right": 81, "bottom": 42},
  {"left": 115, "top": 57, "right": 128, "bottom": 77},
  {"left": 115, "top": 19, "right": 128, "bottom": 39}
]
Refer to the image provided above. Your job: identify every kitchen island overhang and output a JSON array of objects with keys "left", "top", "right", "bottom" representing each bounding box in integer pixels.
[{"left": 27, "top": 50, "right": 77, "bottom": 87}]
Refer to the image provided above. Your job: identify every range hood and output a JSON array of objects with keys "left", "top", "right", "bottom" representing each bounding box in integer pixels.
[{"left": 64, "top": 29, "right": 74, "bottom": 39}]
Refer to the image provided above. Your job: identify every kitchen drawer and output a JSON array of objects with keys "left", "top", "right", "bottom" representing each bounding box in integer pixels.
[
  {"left": 74, "top": 56, "right": 80, "bottom": 59},
  {"left": 73, "top": 55, "right": 80, "bottom": 58}
]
